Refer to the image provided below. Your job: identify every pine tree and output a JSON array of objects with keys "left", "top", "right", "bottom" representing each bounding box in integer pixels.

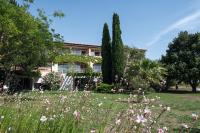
[
  {"left": 112, "top": 13, "right": 124, "bottom": 82},
  {"left": 101, "top": 23, "right": 112, "bottom": 84}
]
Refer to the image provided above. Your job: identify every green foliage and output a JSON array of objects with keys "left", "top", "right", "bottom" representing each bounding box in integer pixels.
[
  {"left": 101, "top": 23, "right": 112, "bottom": 84},
  {"left": 96, "top": 83, "right": 114, "bottom": 93},
  {"left": 55, "top": 54, "right": 102, "bottom": 64},
  {"left": 0, "top": 0, "right": 63, "bottom": 90},
  {"left": 53, "top": 11, "right": 65, "bottom": 18},
  {"left": 127, "top": 59, "right": 166, "bottom": 90},
  {"left": 124, "top": 46, "right": 145, "bottom": 62},
  {"left": 161, "top": 31, "right": 200, "bottom": 92},
  {"left": 112, "top": 13, "right": 125, "bottom": 81},
  {"left": 42, "top": 72, "right": 61, "bottom": 90}
]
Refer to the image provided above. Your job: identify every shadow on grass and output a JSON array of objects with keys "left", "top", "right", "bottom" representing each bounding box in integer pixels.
[
  {"left": 174, "top": 128, "right": 200, "bottom": 133},
  {"left": 161, "top": 90, "right": 200, "bottom": 94}
]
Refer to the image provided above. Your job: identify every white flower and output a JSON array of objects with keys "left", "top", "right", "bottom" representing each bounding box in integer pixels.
[
  {"left": 192, "top": 113, "right": 198, "bottom": 120},
  {"left": 144, "top": 108, "right": 151, "bottom": 115},
  {"left": 1, "top": 116, "right": 4, "bottom": 119},
  {"left": 163, "top": 126, "right": 168, "bottom": 131},
  {"left": 8, "top": 127, "right": 12, "bottom": 131},
  {"left": 181, "top": 123, "right": 189, "bottom": 128},
  {"left": 90, "top": 129, "right": 96, "bottom": 133},
  {"left": 98, "top": 102, "right": 103, "bottom": 107},
  {"left": 115, "top": 119, "right": 121, "bottom": 125},
  {"left": 166, "top": 107, "right": 171, "bottom": 111},
  {"left": 73, "top": 110, "right": 80, "bottom": 120},
  {"left": 135, "top": 115, "right": 147, "bottom": 124},
  {"left": 40, "top": 115, "right": 47, "bottom": 122}
]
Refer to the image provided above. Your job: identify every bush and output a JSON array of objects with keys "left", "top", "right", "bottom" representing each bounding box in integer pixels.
[
  {"left": 42, "top": 72, "right": 61, "bottom": 90},
  {"left": 96, "top": 83, "right": 114, "bottom": 93}
]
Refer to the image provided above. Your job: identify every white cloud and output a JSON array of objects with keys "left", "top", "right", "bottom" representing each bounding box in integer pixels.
[{"left": 146, "top": 10, "right": 200, "bottom": 47}]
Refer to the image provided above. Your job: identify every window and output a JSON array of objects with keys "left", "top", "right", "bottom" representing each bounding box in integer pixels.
[
  {"left": 93, "top": 64, "right": 101, "bottom": 72},
  {"left": 95, "top": 51, "right": 100, "bottom": 56},
  {"left": 58, "top": 64, "right": 69, "bottom": 73}
]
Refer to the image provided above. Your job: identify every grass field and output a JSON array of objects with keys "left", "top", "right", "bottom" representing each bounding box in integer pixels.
[{"left": 0, "top": 91, "right": 200, "bottom": 133}]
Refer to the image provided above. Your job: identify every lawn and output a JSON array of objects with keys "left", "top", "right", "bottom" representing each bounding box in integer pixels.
[{"left": 0, "top": 91, "right": 200, "bottom": 133}]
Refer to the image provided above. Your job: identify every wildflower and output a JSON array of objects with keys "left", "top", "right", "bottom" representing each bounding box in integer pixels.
[
  {"left": 40, "top": 115, "right": 47, "bottom": 122},
  {"left": 115, "top": 119, "right": 121, "bottom": 125},
  {"left": 192, "top": 113, "right": 198, "bottom": 120},
  {"left": 90, "top": 129, "right": 96, "bottom": 133},
  {"left": 118, "top": 88, "right": 124, "bottom": 92},
  {"left": 181, "top": 123, "right": 189, "bottom": 128},
  {"left": 73, "top": 110, "right": 81, "bottom": 121},
  {"left": 144, "top": 108, "right": 151, "bottom": 116},
  {"left": 163, "top": 106, "right": 171, "bottom": 111},
  {"left": 163, "top": 126, "right": 168, "bottom": 131},
  {"left": 98, "top": 102, "right": 103, "bottom": 107},
  {"left": 8, "top": 127, "right": 12, "bottom": 131},
  {"left": 1, "top": 115, "right": 4, "bottom": 119},
  {"left": 166, "top": 107, "right": 171, "bottom": 111},
  {"left": 135, "top": 115, "right": 147, "bottom": 124},
  {"left": 49, "top": 117, "right": 54, "bottom": 120},
  {"left": 64, "top": 107, "right": 70, "bottom": 113},
  {"left": 61, "top": 96, "right": 67, "bottom": 102},
  {"left": 157, "top": 128, "right": 164, "bottom": 133},
  {"left": 103, "top": 97, "right": 107, "bottom": 99},
  {"left": 111, "top": 89, "right": 116, "bottom": 93}
]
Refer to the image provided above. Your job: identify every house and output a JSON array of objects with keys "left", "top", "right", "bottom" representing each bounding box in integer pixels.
[
  {"left": 33, "top": 42, "right": 146, "bottom": 90},
  {"left": 52, "top": 42, "right": 102, "bottom": 74},
  {"left": 33, "top": 42, "right": 102, "bottom": 90}
]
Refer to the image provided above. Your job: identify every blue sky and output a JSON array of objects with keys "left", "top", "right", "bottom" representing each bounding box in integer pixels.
[{"left": 27, "top": 0, "right": 200, "bottom": 59}]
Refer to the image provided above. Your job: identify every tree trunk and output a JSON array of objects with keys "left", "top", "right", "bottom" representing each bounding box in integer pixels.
[
  {"left": 190, "top": 82, "right": 197, "bottom": 93},
  {"left": 192, "top": 86, "right": 197, "bottom": 93}
]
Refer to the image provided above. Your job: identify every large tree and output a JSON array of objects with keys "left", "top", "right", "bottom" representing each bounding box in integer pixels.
[
  {"left": 0, "top": 0, "right": 63, "bottom": 91},
  {"left": 112, "top": 13, "right": 124, "bottom": 82},
  {"left": 101, "top": 23, "right": 112, "bottom": 84},
  {"left": 161, "top": 31, "right": 200, "bottom": 92}
]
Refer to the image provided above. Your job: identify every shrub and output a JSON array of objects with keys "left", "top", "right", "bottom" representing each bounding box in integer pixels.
[
  {"left": 96, "top": 83, "right": 114, "bottom": 93},
  {"left": 42, "top": 72, "right": 61, "bottom": 90}
]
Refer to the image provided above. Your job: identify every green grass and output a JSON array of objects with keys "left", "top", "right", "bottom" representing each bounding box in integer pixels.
[
  {"left": 0, "top": 91, "right": 200, "bottom": 132},
  {"left": 148, "top": 92, "right": 200, "bottom": 131}
]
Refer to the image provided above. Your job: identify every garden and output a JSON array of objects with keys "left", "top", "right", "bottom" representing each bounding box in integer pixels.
[
  {"left": 1, "top": 0, "right": 200, "bottom": 133},
  {"left": 0, "top": 91, "right": 200, "bottom": 133}
]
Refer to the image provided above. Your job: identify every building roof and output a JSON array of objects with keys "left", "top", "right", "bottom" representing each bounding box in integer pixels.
[
  {"left": 64, "top": 42, "right": 146, "bottom": 51},
  {"left": 64, "top": 42, "right": 101, "bottom": 49}
]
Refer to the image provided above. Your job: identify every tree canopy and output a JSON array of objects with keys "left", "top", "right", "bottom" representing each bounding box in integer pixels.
[
  {"left": 112, "top": 13, "right": 124, "bottom": 82},
  {"left": 0, "top": 0, "right": 63, "bottom": 91},
  {"left": 161, "top": 31, "right": 200, "bottom": 92},
  {"left": 101, "top": 23, "right": 112, "bottom": 84}
]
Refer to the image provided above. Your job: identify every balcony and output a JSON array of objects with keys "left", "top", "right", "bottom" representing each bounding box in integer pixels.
[{"left": 58, "top": 63, "right": 86, "bottom": 73}]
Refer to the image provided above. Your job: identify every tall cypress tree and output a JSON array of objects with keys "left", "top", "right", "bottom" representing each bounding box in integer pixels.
[
  {"left": 101, "top": 23, "right": 112, "bottom": 84},
  {"left": 112, "top": 13, "right": 124, "bottom": 82}
]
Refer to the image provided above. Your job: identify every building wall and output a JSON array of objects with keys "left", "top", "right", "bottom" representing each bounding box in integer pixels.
[{"left": 53, "top": 44, "right": 102, "bottom": 74}]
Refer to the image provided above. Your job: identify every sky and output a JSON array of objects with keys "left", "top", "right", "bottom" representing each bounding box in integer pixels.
[{"left": 26, "top": 0, "right": 200, "bottom": 59}]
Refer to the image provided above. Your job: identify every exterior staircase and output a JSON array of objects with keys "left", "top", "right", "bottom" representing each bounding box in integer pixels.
[{"left": 59, "top": 75, "right": 73, "bottom": 90}]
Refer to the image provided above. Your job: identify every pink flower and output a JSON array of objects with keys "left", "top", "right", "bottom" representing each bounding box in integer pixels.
[
  {"left": 73, "top": 110, "right": 81, "bottom": 121},
  {"left": 157, "top": 128, "right": 164, "bottom": 133},
  {"left": 135, "top": 115, "right": 147, "bottom": 124}
]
